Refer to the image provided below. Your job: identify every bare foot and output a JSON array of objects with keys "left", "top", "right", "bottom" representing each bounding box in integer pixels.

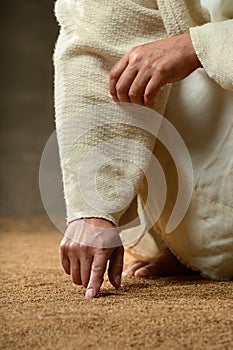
[{"left": 124, "top": 248, "right": 193, "bottom": 278}]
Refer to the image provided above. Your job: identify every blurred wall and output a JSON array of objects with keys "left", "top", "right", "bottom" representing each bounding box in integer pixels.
[{"left": 0, "top": 1, "right": 59, "bottom": 217}]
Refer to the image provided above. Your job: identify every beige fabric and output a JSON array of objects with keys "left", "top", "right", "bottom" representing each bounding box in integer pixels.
[
  {"left": 157, "top": 0, "right": 210, "bottom": 35},
  {"left": 135, "top": 69, "right": 233, "bottom": 280},
  {"left": 54, "top": 0, "right": 233, "bottom": 280},
  {"left": 190, "top": 20, "right": 233, "bottom": 91},
  {"left": 54, "top": 0, "right": 170, "bottom": 225},
  {"left": 128, "top": 1, "right": 233, "bottom": 280}
]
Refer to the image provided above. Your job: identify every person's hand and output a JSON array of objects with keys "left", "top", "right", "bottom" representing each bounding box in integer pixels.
[
  {"left": 109, "top": 33, "right": 202, "bottom": 108},
  {"left": 60, "top": 218, "right": 124, "bottom": 298}
]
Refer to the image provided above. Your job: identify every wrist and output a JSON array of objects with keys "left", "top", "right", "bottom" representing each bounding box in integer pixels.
[
  {"left": 186, "top": 32, "right": 203, "bottom": 69},
  {"left": 70, "top": 217, "right": 116, "bottom": 228}
]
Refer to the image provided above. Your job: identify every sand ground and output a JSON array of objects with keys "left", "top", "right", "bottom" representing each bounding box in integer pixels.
[{"left": 0, "top": 217, "right": 232, "bottom": 350}]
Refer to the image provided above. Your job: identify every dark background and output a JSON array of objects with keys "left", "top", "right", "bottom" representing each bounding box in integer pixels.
[{"left": 0, "top": 1, "right": 59, "bottom": 218}]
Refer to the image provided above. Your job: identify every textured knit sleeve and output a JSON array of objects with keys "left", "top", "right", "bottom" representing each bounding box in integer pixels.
[
  {"left": 53, "top": 0, "right": 170, "bottom": 226},
  {"left": 190, "top": 19, "right": 233, "bottom": 91}
]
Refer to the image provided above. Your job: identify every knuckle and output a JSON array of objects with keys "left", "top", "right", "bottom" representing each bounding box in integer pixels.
[
  {"left": 116, "top": 84, "right": 127, "bottom": 95},
  {"left": 109, "top": 88, "right": 116, "bottom": 96},
  {"left": 60, "top": 241, "right": 66, "bottom": 252},
  {"left": 155, "top": 63, "right": 167, "bottom": 77},
  {"left": 128, "top": 47, "right": 136, "bottom": 58},
  {"left": 69, "top": 242, "right": 78, "bottom": 255},
  {"left": 129, "top": 46, "right": 144, "bottom": 63},
  {"left": 128, "top": 90, "right": 138, "bottom": 99},
  {"left": 130, "top": 52, "right": 141, "bottom": 64},
  {"left": 144, "top": 90, "right": 153, "bottom": 100},
  {"left": 60, "top": 241, "right": 69, "bottom": 257},
  {"left": 92, "top": 264, "right": 105, "bottom": 273}
]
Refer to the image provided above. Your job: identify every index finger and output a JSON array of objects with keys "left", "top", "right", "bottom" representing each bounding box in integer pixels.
[
  {"left": 85, "top": 249, "right": 111, "bottom": 298},
  {"left": 109, "top": 56, "right": 128, "bottom": 102}
]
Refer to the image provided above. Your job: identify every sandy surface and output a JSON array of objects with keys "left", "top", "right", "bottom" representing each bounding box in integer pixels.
[{"left": 0, "top": 217, "right": 233, "bottom": 350}]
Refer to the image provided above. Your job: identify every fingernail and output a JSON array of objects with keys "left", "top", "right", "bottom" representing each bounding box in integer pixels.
[
  {"left": 115, "top": 275, "right": 121, "bottom": 287},
  {"left": 85, "top": 288, "right": 95, "bottom": 298}
]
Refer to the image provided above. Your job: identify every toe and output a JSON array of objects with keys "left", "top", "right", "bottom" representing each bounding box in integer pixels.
[
  {"left": 124, "top": 260, "right": 148, "bottom": 277},
  {"left": 134, "top": 267, "right": 152, "bottom": 278},
  {"left": 134, "top": 262, "right": 160, "bottom": 278}
]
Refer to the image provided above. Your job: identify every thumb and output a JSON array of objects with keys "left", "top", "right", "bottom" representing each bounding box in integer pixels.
[{"left": 108, "top": 246, "right": 124, "bottom": 289}]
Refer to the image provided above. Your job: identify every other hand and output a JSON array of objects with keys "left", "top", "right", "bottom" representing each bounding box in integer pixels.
[{"left": 109, "top": 33, "right": 202, "bottom": 107}]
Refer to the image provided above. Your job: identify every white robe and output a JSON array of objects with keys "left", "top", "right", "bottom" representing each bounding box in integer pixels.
[
  {"left": 54, "top": 0, "right": 233, "bottom": 280},
  {"left": 126, "top": 1, "right": 233, "bottom": 280}
]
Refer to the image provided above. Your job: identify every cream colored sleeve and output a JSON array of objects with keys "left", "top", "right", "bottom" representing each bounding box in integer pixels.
[
  {"left": 190, "top": 19, "right": 233, "bottom": 91},
  {"left": 54, "top": 30, "right": 152, "bottom": 227},
  {"left": 53, "top": 1, "right": 171, "bottom": 226}
]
